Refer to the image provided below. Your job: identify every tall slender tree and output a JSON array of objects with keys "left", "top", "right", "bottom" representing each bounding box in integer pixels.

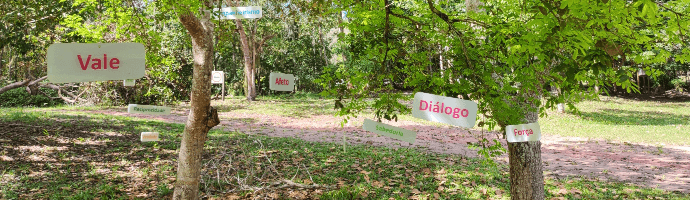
[{"left": 173, "top": 1, "right": 221, "bottom": 199}]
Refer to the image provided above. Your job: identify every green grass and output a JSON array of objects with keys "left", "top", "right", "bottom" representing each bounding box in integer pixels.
[
  {"left": 541, "top": 96, "right": 690, "bottom": 145},
  {"left": 209, "top": 94, "right": 460, "bottom": 130},
  {"left": 0, "top": 109, "right": 183, "bottom": 199},
  {"left": 203, "top": 93, "right": 342, "bottom": 118},
  {"left": 1, "top": 106, "right": 688, "bottom": 199}
]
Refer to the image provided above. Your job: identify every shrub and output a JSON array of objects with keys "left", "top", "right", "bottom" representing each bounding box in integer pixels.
[
  {"left": 670, "top": 78, "right": 688, "bottom": 92},
  {"left": 0, "top": 87, "right": 64, "bottom": 107}
]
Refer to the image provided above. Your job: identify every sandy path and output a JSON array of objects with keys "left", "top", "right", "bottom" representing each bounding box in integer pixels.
[{"left": 90, "top": 109, "right": 690, "bottom": 193}]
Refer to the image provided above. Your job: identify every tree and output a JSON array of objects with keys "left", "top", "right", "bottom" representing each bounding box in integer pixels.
[
  {"left": 226, "top": 0, "right": 330, "bottom": 100},
  {"left": 322, "top": 0, "right": 677, "bottom": 199},
  {"left": 57, "top": 0, "right": 222, "bottom": 198},
  {"left": 234, "top": 16, "right": 275, "bottom": 101},
  {"left": 172, "top": 1, "right": 221, "bottom": 199}
]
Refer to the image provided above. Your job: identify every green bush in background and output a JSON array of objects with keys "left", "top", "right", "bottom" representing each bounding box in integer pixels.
[
  {"left": 0, "top": 88, "right": 64, "bottom": 107},
  {"left": 671, "top": 78, "right": 688, "bottom": 92}
]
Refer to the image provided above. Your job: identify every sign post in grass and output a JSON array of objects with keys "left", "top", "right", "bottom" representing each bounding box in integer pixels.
[
  {"left": 211, "top": 71, "right": 225, "bottom": 101},
  {"left": 363, "top": 119, "right": 417, "bottom": 144},
  {"left": 269, "top": 72, "right": 296, "bottom": 92}
]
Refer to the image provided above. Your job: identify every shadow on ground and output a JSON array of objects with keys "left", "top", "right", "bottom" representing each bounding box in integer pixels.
[{"left": 0, "top": 112, "right": 182, "bottom": 199}]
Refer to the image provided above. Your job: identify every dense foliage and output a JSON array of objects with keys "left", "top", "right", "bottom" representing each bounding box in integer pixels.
[
  {"left": 1, "top": 0, "right": 339, "bottom": 106},
  {"left": 317, "top": 0, "right": 690, "bottom": 161}
]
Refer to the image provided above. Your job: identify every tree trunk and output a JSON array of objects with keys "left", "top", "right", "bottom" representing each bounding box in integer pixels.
[
  {"left": 235, "top": 20, "right": 257, "bottom": 101},
  {"left": 508, "top": 97, "right": 545, "bottom": 200},
  {"left": 174, "top": 7, "right": 220, "bottom": 200},
  {"left": 234, "top": 19, "right": 274, "bottom": 101}
]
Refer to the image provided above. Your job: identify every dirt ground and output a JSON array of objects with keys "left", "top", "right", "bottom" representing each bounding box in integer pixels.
[{"left": 97, "top": 105, "right": 690, "bottom": 194}]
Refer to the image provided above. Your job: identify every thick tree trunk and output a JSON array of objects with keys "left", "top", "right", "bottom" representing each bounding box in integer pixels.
[
  {"left": 508, "top": 97, "right": 545, "bottom": 200},
  {"left": 174, "top": 7, "right": 220, "bottom": 200}
]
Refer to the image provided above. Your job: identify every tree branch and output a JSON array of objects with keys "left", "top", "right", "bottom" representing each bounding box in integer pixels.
[
  {"left": 425, "top": 0, "right": 474, "bottom": 69},
  {"left": 389, "top": 11, "right": 425, "bottom": 26},
  {"left": 656, "top": 2, "right": 686, "bottom": 17},
  {"left": 29, "top": 76, "right": 47, "bottom": 86},
  {"left": 178, "top": 10, "right": 206, "bottom": 43},
  {"left": 0, "top": 79, "right": 30, "bottom": 94}
]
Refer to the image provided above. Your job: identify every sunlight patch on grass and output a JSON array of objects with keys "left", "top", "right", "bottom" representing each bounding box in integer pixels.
[{"left": 541, "top": 96, "right": 690, "bottom": 145}]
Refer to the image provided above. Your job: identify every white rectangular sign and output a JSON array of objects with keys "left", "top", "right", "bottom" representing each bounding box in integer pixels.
[
  {"left": 128, "top": 104, "right": 171, "bottom": 115},
  {"left": 140, "top": 132, "right": 160, "bottom": 142},
  {"left": 47, "top": 43, "right": 145, "bottom": 83},
  {"left": 363, "top": 119, "right": 417, "bottom": 143},
  {"left": 506, "top": 122, "right": 541, "bottom": 143},
  {"left": 269, "top": 72, "right": 295, "bottom": 91},
  {"left": 215, "top": 6, "right": 262, "bottom": 19},
  {"left": 124, "top": 79, "right": 135, "bottom": 86},
  {"left": 411, "top": 92, "right": 478, "bottom": 128},
  {"left": 211, "top": 71, "right": 224, "bottom": 84}
]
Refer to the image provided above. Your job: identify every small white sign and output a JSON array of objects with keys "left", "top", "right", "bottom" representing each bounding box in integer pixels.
[
  {"left": 269, "top": 72, "right": 295, "bottom": 91},
  {"left": 47, "top": 43, "right": 145, "bottom": 83},
  {"left": 506, "top": 122, "right": 541, "bottom": 143},
  {"left": 124, "top": 79, "right": 135, "bottom": 86},
  {"left": 128, "top": 104, "right": 171, "bottom": 115},
  {"left": 215, "top": 6, "right": 262, "bottom": 19},
  {"left": 362, "top": 119, "right": 417, "bottom": 143},
  {"left": 211, "top": 71, "right": 224, "bottom": 84},
  {"left": 411, "top": 92, "right": 478, "bottom": 128},
  {"left": 140, "top": 132, "right": 160, "bottom": 142}
]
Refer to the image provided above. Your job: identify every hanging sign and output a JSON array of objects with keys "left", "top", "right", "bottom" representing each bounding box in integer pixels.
[
  {"left": 140, "top": 132, "right": 160, "bottom": 142},
  {"left": 269, "top": 72, "right": 295, "bottom": 91},
  {"left": 362, "top": 119, "right": 417, "bottom": 143},
  {"left": 47, "top": 43, "right": 145, "bottom": 83},
  {"left": 412, "top": 92, "right": 478, "bottom": 128},
  {"left": 211, "top": 71, "right": 224, "bottom": 84},
  {"left": 215, "top": 6, "right": 262, "bottom": 19},
  {"left": 128, "top": 104, "right": 171, "bottom": 115},
  {"left": 505, "top": 122, "right": 541, "bottom": 143}
]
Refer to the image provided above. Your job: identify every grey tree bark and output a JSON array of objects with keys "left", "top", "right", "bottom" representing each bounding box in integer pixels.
[
  {"left": 507, "top": 100, "right": 545, "bottom": 200},
  {"left": 234, "top": 19, "right": 274, "bottom": 101},
  {"left": 463, "top": 0, "right": 546, "bottom": 198},
  {"left": 173, "top": 5, "right": 221, "bottom": 200}
]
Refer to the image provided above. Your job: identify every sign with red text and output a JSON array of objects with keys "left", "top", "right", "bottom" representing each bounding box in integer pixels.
[
  {"left": 505, "top": 122, "right": 541, "bottom": 143},
  {"left": 128, "top": 104, "right": 171, "bottom": 115},
  {"left": 412, "top": 92, "right": 478, "bottom": 128},
  {"left": 47, "top": 43, "right": 145, "bottom": 83},
  {"left": 269, "top": 72, "right": 295, "bottom": 91},
  {"left": 363, "top": 119, "right": 417, "bottom": 144},
  {"left": 211, "top": 71, "right": 224, "bottom": 84},
  {"left": 140, "top": 132, "right": 159, "bottom": 142}
]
